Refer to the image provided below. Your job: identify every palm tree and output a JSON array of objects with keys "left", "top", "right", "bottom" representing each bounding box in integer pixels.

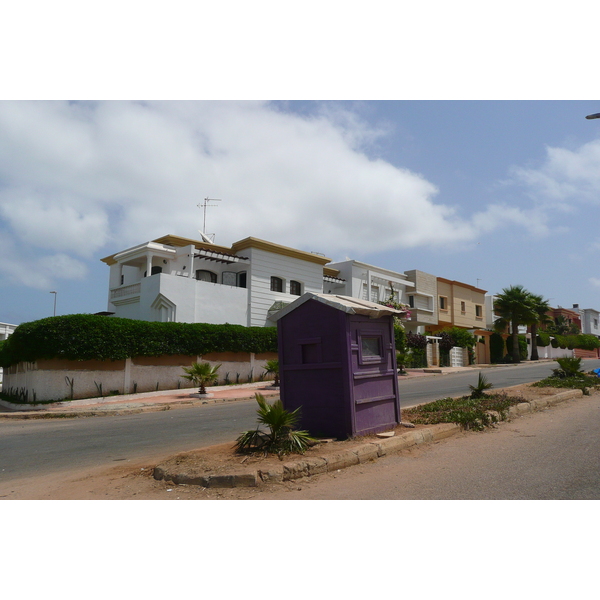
[
  {"left": 181, "top": 362, "right": 221, "bottom": 395},
  {"left": 527, "top": 294, "right": 552, "bottom": 361},
  {"left": 235, "top": 393, "right": 315, "bottom": 456},
  {"left": 263, "top": 359, "right": 280, "bottom": 387},
  {"left": 493, "top": 285, "right": 535, "bottom": 363}
]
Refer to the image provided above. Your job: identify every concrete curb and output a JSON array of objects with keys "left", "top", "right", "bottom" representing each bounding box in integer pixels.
[
  {"left": 153, "top": 388, "right": 586, "bottom": 489},
  {"left": 0, "top": 393, "right": 278, "bottom": 420}
]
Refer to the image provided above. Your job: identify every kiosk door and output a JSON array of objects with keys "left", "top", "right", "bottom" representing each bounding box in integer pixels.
[{"left": 350, "top": 317, "right": 400, "bottom": 435}]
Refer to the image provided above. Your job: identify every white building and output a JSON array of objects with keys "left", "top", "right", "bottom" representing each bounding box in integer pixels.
[
  {"left": 323, "top": 259, "right": 414, "bottom": 304},
  {"left": 575, "top": 305, "right": 600, "bottom": 338},
  {"left": 0, "top": 322, "right": 17, "bottom": 388},
  {"left": 101, "top": 234, "right": 333, "bottom": 327}
]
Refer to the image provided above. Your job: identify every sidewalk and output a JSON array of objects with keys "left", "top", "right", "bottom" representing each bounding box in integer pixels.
[{"left": 0, "top": 366, "right": 479, "bottom": 418}]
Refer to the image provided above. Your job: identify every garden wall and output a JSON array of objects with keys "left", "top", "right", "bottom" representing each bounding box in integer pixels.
[{"left": 2, "top": 351, "right": 278, "bottom": 402}]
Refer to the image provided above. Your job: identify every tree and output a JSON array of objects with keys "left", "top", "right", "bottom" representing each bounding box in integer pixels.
[
  {"left": 527, "top": 294, "right": 552, "bottom": 361},
  {"left": 547, "top": 315, "right": 580, "bottom": 336},
  {"left": 235, "top": 393, "right": 315, "bottom": 456},
  {"left": 263, "top": 359, "right": 279, "bottom": 387},
  {"left": 493, "top": 285, "right": 535, "bottom": 363},
  {"left": 181, "top": 362, "right": 221, "bottom": 395}
]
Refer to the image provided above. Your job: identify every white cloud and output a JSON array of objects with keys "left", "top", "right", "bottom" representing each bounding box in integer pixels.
[
  {"left": 0, "top": 237, "right": 87, "bottom": 289},
  {"left": 510, "top": 139, "right": 600, "bottom": 207},
  {"left": 0, "top": 100, "right": 559, "bottom": 289},
  {"left": 589, "top": 277, "right": 600, "bottom": 289}
]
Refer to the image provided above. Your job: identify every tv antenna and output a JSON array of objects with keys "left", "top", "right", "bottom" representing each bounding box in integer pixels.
[{"left": 197, "top": 197, "right": 221, "bottom": 243}]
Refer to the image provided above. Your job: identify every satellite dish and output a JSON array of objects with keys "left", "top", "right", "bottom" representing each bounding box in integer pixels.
[{"left": 198, "top": 231, "right": 215, "bottom": 244}]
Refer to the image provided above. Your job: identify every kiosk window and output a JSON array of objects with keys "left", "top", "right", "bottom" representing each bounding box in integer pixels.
[{"left": 361, "top": 336, "right": 382, "bottom": 358}]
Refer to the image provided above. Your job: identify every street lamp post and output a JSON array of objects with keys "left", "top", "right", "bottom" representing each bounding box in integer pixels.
[{"left": 50, "top": 291, "right": 57, "bottom": 317}]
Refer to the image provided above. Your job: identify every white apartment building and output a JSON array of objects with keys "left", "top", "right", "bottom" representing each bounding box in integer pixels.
[
  {"left": 101, "top": 234, "right": 333, "bottom": 327},
  {"left": 323, "top": 259, "right": 415, "bottom": 304}
]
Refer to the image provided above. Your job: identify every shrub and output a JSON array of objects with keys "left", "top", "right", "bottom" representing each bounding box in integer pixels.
[
  {"left": 0, "top": 315, "right": 278, "bottom": 367},
  {"left": 402, "top": 392, "right": 521, "bottom": 431},
  {"left": 394, "top": 320, "right": 407, "bottom": 354},
  {"left": 263, "top": 359, "right": 280, "bottom": 386},
  {"left": 469, "top": 372, "right": 493, "bottom": 399},
  {"left": 234, "top": 393, "right": 315, "bottom": 456},
  {"left": 181, "top": 362, "right": 221, "bottom": 394},
  {"left": 406, "top": 331, "right": 427, "bottom": 350},
  {"left": 490, "top": 333, "right": 506, "bottom": 363}
]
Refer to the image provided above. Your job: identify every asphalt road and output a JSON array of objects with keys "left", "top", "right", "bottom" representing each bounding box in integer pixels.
[
  {"left": 2, "top": 359, "right": 600, "bottom": 484},
  {"left": 263, "top": 391, "right": 600, "bottom": 499}
]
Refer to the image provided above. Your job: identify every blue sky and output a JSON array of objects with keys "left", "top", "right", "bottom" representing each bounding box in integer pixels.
[{"left": 2, "top": 99, "right": 600, "bottom": 325}]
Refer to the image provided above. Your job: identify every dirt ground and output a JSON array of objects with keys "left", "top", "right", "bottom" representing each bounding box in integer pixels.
[{"left": 0, "top": 383, "right": 571, "bottom": 500}]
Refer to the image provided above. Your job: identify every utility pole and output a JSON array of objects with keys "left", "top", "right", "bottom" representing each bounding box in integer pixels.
[{"left": 50, "top": 291, "right": 57, "bottom": 317}]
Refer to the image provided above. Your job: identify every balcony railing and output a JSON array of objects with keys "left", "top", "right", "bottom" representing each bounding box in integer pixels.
[{"left": 111, "top": 283, "right": 141, "bottom": 299}]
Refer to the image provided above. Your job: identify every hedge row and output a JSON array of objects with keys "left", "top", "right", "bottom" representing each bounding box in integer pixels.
[{"left": 0, "top": 315, "right": 278, "bottom": 367}]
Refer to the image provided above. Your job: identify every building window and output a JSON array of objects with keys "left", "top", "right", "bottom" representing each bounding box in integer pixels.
[
  {"left": 151, "top": 266, "right": 162, "bottom": 276},
  {"left": 196, "top": 269, "right": 217, "bottom": 283},
  {"left": 408, "top": 295, "right": 415, "bottom": 308},
  {"left": 222, "top": 272, "right": 237, "bottom": 286},
  {"left": 270, "top": 276, "right": 283, "bottom": 292},
  {"left": 290, "top": 280, "right": 302, "bottom": 296},
  {"left": 439, "top": 296, "right": 448, "bottom": 310},
  {"left": 476, "top": 304, "right": 483, "bottom": 318},
  {"left": 461, "top": 301, "right": 466, "bottom": 314},
  {"left": 237, "top": 272, "right": 247, "bottom": 288}
]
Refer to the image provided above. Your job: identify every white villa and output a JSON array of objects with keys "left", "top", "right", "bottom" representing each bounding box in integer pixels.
[{"left": 102, "top": 234, "right": 335, "bottom": 327}]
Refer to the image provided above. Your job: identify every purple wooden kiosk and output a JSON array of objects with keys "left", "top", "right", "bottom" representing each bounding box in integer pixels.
[{"left": 272, "top": 293, "right": 403, "bottom": 439}]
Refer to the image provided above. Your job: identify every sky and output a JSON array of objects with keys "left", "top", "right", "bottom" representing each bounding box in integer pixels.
[{"left": 2, "top": 99, "right": 600, "bottom": 325}]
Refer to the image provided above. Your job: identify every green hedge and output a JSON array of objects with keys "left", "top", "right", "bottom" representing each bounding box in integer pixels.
[{"left": 0, "top": 315, "right": 278, "bottom": 367}]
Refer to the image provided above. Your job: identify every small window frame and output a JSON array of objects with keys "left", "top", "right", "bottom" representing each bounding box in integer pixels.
[
  {"left": 270, "top": 276, "right": 284, "bottom": 293},
  {"left": 290, "top": 280, "right": 302, "bottom": 296},
  {"left": 357, "top": 332, "right": 385, "bottom": 366}
]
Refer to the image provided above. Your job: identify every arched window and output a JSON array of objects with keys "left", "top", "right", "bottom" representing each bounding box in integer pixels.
[
  {"left": 196, "top": 269, "right": 217, "bottom": 283},
  {"left": 290, "top": 280, "right": 302, "bottom": 296},
  {"left": 270, "top": 276, "right": 283, "bottom": 292}
]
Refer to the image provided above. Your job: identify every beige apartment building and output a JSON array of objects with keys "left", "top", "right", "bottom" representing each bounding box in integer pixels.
[{"left": 425, "top": 277, "right": 490, "bottom": 364}]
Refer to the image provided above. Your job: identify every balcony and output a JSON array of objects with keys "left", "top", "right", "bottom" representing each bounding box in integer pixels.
[{"left": 111, "top": 283, "right": 141, "bottom": 299}]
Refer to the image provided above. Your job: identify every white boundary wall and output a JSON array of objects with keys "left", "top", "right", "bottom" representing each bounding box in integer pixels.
[{"left": 2, "top": 352, "right": 277, "bottom": 402}]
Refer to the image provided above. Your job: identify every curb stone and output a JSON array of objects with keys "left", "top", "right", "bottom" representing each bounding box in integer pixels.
[{"left": 152, "top": 389, "right": 587, "bottom": 489}]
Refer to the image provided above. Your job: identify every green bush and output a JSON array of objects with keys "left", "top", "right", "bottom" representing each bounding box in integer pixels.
[
  {"left": 393, "top": 320, "right": 407, "bottom": 353},
  {"left": 0, "top": 315, "right": 278, "bottom": 367},
  {"left": 490, "top": 333, "right": 506, "bottom": 363},
  {"left": 536, "top": 332, "right": 551, "bottom": 347},
  {"left": 402, "top": 392, "right": 520, "bottom": 431}
]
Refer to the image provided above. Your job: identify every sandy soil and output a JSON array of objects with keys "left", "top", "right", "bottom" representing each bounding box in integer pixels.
[{"left": 0, "top": 383, "right": 575, "bottom": 500}]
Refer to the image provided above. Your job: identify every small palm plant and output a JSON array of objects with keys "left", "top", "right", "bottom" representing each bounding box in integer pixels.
[
  {"left": 552, "top": 356, "right": 584, "bottom": 379},
  {"left": 181, "top": 362, "right": 221, "bottom": 395},
  {"left": 469, "top": 372, "right": 493, "bottom": 399},
  {"left": 263, "top": 359, "right": 280, "bottom": 386},
  {"left": 235, "top": 393, "right": 315, "bottom": 456}
]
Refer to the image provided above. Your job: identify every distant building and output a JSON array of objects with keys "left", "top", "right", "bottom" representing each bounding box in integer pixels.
[{"left": 0, "top": 322, "right": 17, "bottom": 388}]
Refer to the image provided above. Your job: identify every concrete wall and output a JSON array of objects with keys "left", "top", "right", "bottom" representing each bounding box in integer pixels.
[
  {"left": 246, "top": 247, "right": 325, "bottom": 327},
  {"left": 2, "top": 351, "right": 278, "bottom": 402}
]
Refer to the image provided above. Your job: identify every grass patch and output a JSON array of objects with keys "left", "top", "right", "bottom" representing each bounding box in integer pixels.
[
  {"left": 531, "top": 374, "right": 600, "bottom": 391},
  {"left": 402, "top": 392, "right": 526, "bottom": 431}
]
